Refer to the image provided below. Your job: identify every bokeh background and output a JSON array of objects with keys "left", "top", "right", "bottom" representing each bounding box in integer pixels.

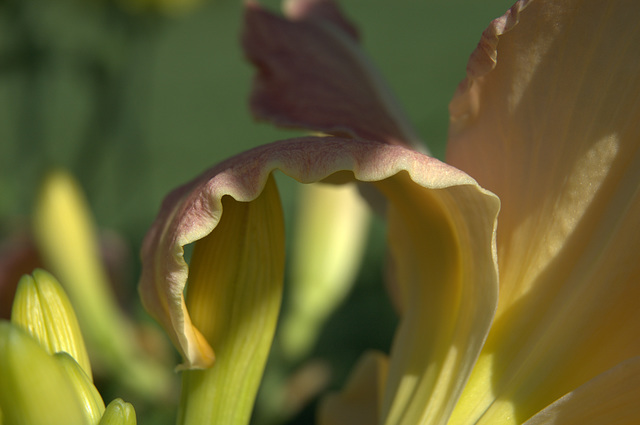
[{"left": 1, "top": 0, "right": 512, "bottom": 423}]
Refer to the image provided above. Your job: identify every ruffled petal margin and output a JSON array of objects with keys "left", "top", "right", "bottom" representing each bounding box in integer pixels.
[{"left": 139, "top": 134, "right": 499, "bottom": 425}]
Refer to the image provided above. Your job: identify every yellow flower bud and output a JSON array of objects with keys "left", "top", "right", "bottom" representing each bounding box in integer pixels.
[
  {"left": 10, "top": 269, "right": 92, "bottom": 379},
  {"left": 34, "top": 169, "right": 172, "bottom": 399}
]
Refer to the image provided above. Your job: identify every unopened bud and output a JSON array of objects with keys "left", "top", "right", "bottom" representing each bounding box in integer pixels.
[
  {"left": 99, "top": 399, "right": 137, "bottom": 425},
  {"left": 0, "top": 322, "right": 88, "bottom": 425},
  {"left": 55, "top": 352, "right": 105, "bottom": 423},
  {"left": 11, "top": 269, "right": 92, "bottom": 379}
]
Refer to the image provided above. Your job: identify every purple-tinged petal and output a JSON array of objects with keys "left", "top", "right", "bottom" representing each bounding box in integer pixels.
[
  {"left": 139, "top": 136, "right": 499, "bottom": 425},
  {"left": 243, "top": 2, "right": 424, "bottom": 149},
  {"left": 283, "top": 0, "right": 359, "bottom": 40}
]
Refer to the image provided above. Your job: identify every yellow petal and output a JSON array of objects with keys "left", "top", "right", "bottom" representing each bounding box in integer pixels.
[
  {"left": 178, "top": 175, "right": 285, "bottom": 425},
  {"left": 523, "top": 357, "right": 640, "bottom": 425},
  {"left": 447, "top": 0, "right": 640, "bottom": 423},
  {"left": 377, "top": 171, "right": 499, "bottom": 425},
  {"left": 319, "top": 351, "right": 389, "bottom": 425}
]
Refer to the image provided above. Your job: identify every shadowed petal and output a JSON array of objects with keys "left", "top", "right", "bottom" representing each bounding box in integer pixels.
[
  {"left": 243, "top": 1, "right": 424, "bottom": 149},
  {"left": 447, "top": 0, "right": 640, "bottom": 423},
  {"left": 524, "top": 357, "right": 640, "bottom": 425},
  {"left": 319, "top": 351, "right": 389, "bottom": 425},
  {"left": 139, "top": 136, "right": 499, "bottom": 425},
  {"left": 177, "top": 175, "right": 285, "bottom": 424}
]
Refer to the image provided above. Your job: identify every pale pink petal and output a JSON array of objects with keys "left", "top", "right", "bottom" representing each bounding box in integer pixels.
[
  {"left": 243, "top": 2, "right": 423, "bottom": 149},
  {"left": 446, "top": 0, "right": 640, "bottom": 423}
]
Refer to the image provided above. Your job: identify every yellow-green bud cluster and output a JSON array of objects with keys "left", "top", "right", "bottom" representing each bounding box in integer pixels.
[{"left": 0, "top": 270, "right": 136, "bottom": 425}]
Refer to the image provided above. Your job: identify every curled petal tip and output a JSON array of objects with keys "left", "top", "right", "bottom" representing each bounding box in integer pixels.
[{"left": 174, "top": 325, "right": 215, "bottom": 371}]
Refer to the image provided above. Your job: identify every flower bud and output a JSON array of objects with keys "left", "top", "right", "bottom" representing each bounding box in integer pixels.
[
  {"left": 55, "top": 352, "right": 106, "bottom": 423},
  {"left": 0, "top": 322, "right": 88, "bottom": 425},
  {"left": 99, "top": 399, "right": 137, "bottom": 425},
  {"left": 10, "top": 269, "right": 92, "bottom": 379},
  {"left": 33, "top": 170, "right": 172, "bottom": 399}
]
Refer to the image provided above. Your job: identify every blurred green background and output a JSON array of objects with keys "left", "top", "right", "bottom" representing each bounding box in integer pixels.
[{"left": 0, "top": 0, "right": 512, "bottom": 423}]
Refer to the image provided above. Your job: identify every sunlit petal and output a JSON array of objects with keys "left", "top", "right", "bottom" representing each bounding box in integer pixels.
[
  {"left": 243, "top": 1, "right": 424, "bottom": 149},
  {"left": 379, "top": 169, "right": 499, "bottom": 425},
  {"left": 447, "top": 0, "right": 640, "bottom": 423},
  {"left": 524, "top": 357, "right": 640, "bottom": 425}
]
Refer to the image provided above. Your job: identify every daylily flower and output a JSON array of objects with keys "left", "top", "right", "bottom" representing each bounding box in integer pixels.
[
  {"left": 140, "top": 0, "right": 640, "bottom": 424},
  {"left": 140, "top": 4, "right": 498, "bottom": 425}
]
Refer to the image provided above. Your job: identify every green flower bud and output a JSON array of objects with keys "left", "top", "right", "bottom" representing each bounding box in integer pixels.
[
  {"left": 99, "top": 399, "right": 137, "bottom": 425},
  {"left": 34, "top": 170, "right": 171, "bottom": 399},
  {"left": 54, "top": 352, "right": 105, "bottom": 424},
  {"left": 11, "top": 269, "right": 92, "bottom": 379},
  {"left": 0, "top": 322, "right": 88, "bottom": 425}
]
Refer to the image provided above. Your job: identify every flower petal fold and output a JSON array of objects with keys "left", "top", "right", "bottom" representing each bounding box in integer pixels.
[
  {"left": 523, "top": 357, "right": 640, "bottom": 425},
  {"left": 243, "top": 1, "right": 423, "bottom": 149},
  {"left": 139, "top": 135, "right": 499, "bottom": 425},
  {"left": 378, "top": 166, "right": 499, "bottom": 425},
  {"left": 446, "top": 0, "right": 640, "bottom": 423}
]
